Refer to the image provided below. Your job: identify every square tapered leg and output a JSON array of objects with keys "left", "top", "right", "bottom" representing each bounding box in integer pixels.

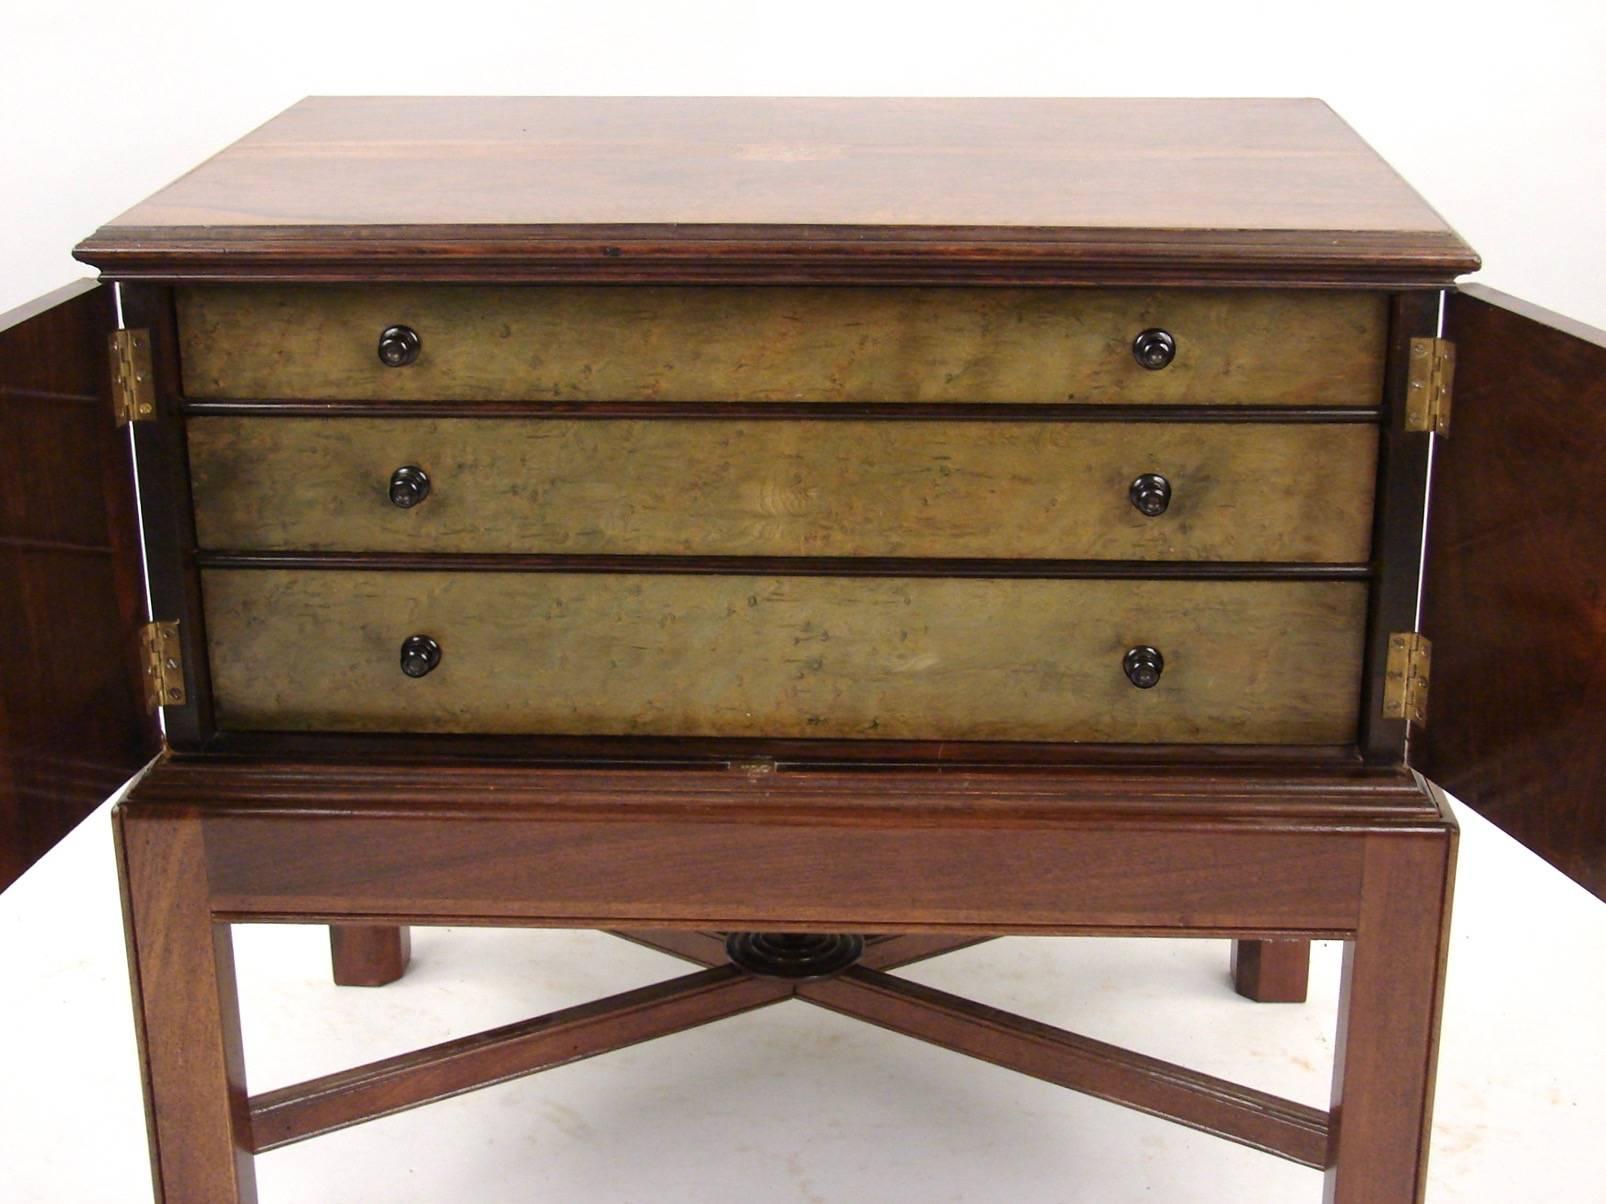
[
  {"left": 115, "top": 805, "right": 258, "bottom": 1204},
  {"left": 1232, "top": 939, "right": 1312, "bottom": 1003},
  {"left": 329, "top": 925, "right": 411, "bottom": 987}
]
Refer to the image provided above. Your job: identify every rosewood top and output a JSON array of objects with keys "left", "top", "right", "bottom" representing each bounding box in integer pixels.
[{"left": 74, "top": 97, "right": 1478, "bottom": 286}]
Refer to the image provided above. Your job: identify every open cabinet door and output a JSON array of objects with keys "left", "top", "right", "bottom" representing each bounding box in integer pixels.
[
  {"left": 0, "top": 281, "right": 159, "bottom": 889},
  {"left": 1418, "top": 283, "right": 1606, "bottom": 898}
]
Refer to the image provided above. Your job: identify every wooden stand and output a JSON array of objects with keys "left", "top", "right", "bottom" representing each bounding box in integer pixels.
[{"left": 114, "top": 758, "right": 1455, "bottom": 1203}]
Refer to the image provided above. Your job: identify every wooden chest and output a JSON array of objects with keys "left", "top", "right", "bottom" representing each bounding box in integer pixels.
[{"left": 4, "top": 97, "right": 1603, "bottom": 1203}]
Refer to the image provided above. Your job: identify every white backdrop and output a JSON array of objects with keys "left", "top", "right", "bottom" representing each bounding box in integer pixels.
[{"left": 3, "top": 0, "right": 1604, "bottom": 326}]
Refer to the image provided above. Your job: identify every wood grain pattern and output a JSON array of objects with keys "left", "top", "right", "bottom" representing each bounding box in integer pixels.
[
  {"left": 75, "top": 98, "right": 1479, "bottom": 286},
  {"left": 1418, "top": 285, "right": 1606, "bottom": 898},
  {"left": 76, "top": 96, "right": 1475, "bottom": 1202},
  {"left": 1231, "top": 939, "right": 1312, "bottom": 1003},
  {"left": 1324, "top": 823, "right": 1457, "bottom": 1203},
  {"left": 109, "top": 754, "right": 1453, "bottom": 1199},
  {"left": 187, "top": 417, "right": 1379, "bottom": 562},
  {"left": 251, "top": 966, "right": 788, "bottom": 1151},
  {"left": 0, "top": 281, "right": 155, "bottom": 888},
  {"left": 137, "top": 758, "right": 1448, "bottom": 823},
  {"left": 624, "top": 929, "right": 1328, "bottom": 1166},
  {"left": 328, "top": 924, "right": 410, "bottom": 987},
  {"left": 175, "top": 285, "right": 1389, "bottom": 405},
  {"left": 114, "top": 805, "right": 258, "bottom": 1203},
  {"left": 150, "top": 758, "right": 1438, "bottom": 933},
  {"left": 200, "top": 570, "right": 1368, "bottom": 742},
  {"left": 803, "top": 968, "right": 1330, "bottom": 1168}
]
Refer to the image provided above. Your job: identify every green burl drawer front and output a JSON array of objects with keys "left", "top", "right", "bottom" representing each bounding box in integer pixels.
[
  {"left": 201, "top": 571, "right": 1368, "bottom": 743},
  {"left": 187, "top": 418, "right": 1378, "bottom": 562},
  {"left": 176, "top": 285, "right": 1388, "bottom": 404}
]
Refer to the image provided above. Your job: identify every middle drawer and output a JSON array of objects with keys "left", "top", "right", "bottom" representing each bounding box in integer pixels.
[{"left": 187, "top": 418, "right": 1377, "bottom": 562}]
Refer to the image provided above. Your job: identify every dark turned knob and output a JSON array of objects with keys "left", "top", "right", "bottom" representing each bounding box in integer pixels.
[
  {"left": 1123, "top": 645, "right": 1164, "bottom": 689},
  {"left": 1132, "top": 328, "right": 1176, "bottom": 370},
  {"left": 399, "top": 635, "right": 441, "bottom": 679},
  {"left": 388, "top": 465, "right": 431, "bottom": 509},
  {"left": 377, "top": 324, "right": 421, "bottom": 367},
  {"left": 1129, "top": 472, "right": 1172, "bottom": 517}
]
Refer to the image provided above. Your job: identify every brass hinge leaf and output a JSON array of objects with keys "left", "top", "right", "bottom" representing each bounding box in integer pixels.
[
  {"left": 1382, "top": 632, "right": 1431, "bottom": 726},
  {"left": 1405, "top": 337, "right": 1455, "bottom": 435},
  {"left": 109, "top": 329, "right": 156, "bottom": 425},
  {"left": 140, "top": 621, "right": 186, "bottom": 710}
]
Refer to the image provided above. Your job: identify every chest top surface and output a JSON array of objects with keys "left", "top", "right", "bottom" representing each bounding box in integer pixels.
[{"left": 73, "top": 97, "right": 1478, "bottom": 286}]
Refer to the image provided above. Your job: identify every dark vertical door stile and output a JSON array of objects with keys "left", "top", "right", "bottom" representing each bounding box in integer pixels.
[
  {"left": 1418, "top": 283, "right": 1606, "bottom": 898},
  {"left": 0, "top": 281, "right": 159, "bottom": 888},
  {"left": 1358, "top": 291, "right": 1441, "bottom": 763},
  {"left": 118, "top": 284, "right": 214, "bottom": 750}
]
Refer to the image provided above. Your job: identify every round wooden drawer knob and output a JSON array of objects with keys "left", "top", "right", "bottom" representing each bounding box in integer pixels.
[
  {"left": 1123, "top": 645, "right": 1164, "bottom": 689},
  {"left": 1129, "top": 473, "right": 1172, "bottom": 516},
  {"left": 399, "top": 634, "right": 441, "bottom": 678},
  {"left": 1132, "top": 328, "right": 1176, "bottom": 370},
  {"left": 378, "top": 324, "right": 421, "bottom": 367},
  {"left": 388, "top": 465, "right": 431, "bottom": 509}
]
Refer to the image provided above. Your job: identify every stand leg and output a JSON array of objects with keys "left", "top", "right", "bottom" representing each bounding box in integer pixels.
[
  {"left": 330, "top": 925, "right": 412, "bottom": 987},
  {"left": 1324, "top": 830, "right": 1457, "bottom": 1203},
  {"left": 115, "top": 806, "right": 257, "bottom": 1204},
  {"left": 1231, "top": 939, "right": 1311, "bottom": 1003}
]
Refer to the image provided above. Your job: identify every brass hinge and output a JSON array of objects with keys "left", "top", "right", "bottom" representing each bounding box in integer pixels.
[
  {"left": 1405, "top": 337, "right": 1455, "bottom": 435},
  {"left": 139, "top": 621, "right": 186, "bottom": 710},
  {"left": 1382, "top": 632, "right": 1432, "bottom": 726},
  {"left": 109, "top": 329, "right": 156, "bottom": 425}
]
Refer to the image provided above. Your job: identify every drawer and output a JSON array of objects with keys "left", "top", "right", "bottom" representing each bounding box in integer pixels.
[
  {"left": 200, "top": 570, "right": 1368, "bottom": 743},
  {"left": 176, "top": 285, "right": 1388, "bottom": 405},
  {"left": 189, "top": 418, "right": 1378, "bottom": 562}
]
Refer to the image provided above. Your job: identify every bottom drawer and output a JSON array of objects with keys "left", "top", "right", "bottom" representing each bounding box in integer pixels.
[{"left": 200, "top": 571, "right": 1367, "bottom": 744}]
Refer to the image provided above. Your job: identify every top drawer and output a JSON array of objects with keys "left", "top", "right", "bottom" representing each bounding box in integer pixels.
[{"left": 175, "top": 286, "right": 1388, "bottom": 405}]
